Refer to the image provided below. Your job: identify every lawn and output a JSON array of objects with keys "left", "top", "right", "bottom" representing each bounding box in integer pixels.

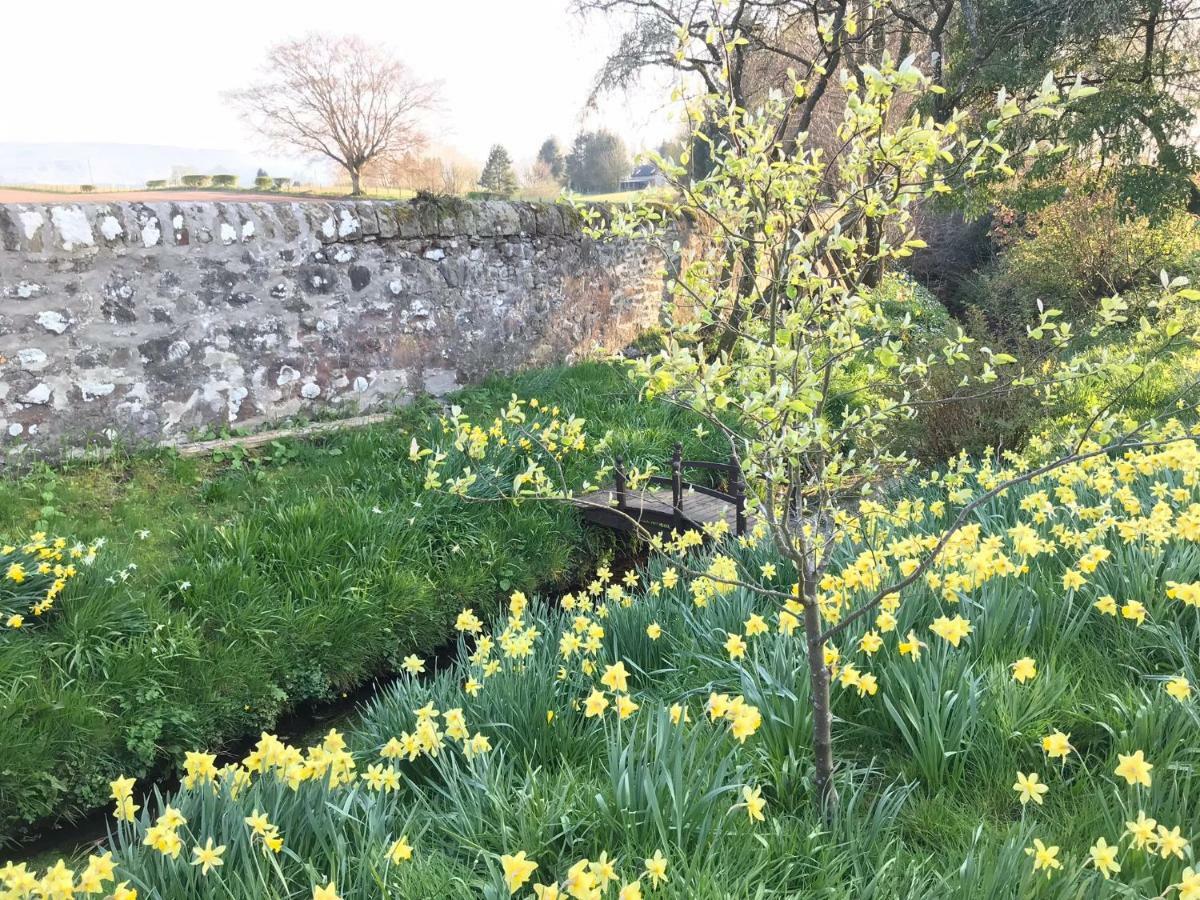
[{"left": 0, "top": 363, "right": 721, "bottom": 847}]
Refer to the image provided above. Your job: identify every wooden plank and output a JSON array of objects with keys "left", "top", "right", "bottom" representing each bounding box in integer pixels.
[{"left": 169, "top": 413, "right": 395, "bottom": 458}]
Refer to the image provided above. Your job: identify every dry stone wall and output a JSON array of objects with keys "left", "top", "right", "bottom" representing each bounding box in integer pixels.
[{"left": 0, "top": 198, "right": 684, "bottom": 458}]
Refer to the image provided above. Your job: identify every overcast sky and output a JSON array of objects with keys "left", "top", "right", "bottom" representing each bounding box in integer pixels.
[{"left": 2, "top": 0, "right": 678, "bottom": 173}]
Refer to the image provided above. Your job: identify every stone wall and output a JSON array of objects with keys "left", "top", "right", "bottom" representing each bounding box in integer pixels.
[{"left": 0, "top": 199, "right": 684, "bottom": 458}]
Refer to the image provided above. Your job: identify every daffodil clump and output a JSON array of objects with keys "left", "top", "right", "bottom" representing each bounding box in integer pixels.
[
  {"left": 5, "top": 430, "right": 1200, "bottom": 897},
  {"left": 0, "top": 533, "right": 100, "bottom": 630}
]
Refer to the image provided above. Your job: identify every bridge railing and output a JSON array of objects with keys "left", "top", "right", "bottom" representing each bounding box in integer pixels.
[{"left": 613, "top": 442, "right": 747, "bottom": 536}]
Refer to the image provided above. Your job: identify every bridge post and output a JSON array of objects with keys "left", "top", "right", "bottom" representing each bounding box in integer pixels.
[
  {"left": 732, "top": 454, "right": 747, "bottom": 537},
  {"left": 614, "top": 455, "right": 627, "bottom": 511},
  {"left": 671, "top": 442, "right": 683, "bottom": 528}
]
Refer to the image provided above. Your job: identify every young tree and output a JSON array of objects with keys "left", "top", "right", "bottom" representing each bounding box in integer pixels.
[
  {"left": 479, "top": 145, "right": 519, "bottom": 198},
  {"left": 537, "top": 137, "right": 567, "bottom": 183},
  {"left": 565, "top": 130, "right": 630, "bottom": 193},
  {"left": 229, "top": 34, "right": 437, "bottom": 196},
  {"left": 417, "top": 42, "right": 1200, "bottom": 815}
]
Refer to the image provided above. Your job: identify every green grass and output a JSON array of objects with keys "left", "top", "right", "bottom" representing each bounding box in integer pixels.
[{"left": 0, "top": 363, "right": 721, "bottom": 847}]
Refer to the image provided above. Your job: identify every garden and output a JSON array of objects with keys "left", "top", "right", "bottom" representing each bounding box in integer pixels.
[{"left": 4, "top": 16, "right": 1200, "bottom": 900}]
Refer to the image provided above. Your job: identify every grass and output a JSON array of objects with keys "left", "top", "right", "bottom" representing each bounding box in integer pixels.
[
  {"left": 15, "top": 433, "right": 1199, "bottom": 898},
  {"left": 0, "top": 362, "right": 721, "bottom": 847}
]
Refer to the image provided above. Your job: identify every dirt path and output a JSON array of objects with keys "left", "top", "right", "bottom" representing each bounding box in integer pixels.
[{"left": 0, "top": 188, "right": 344, "bottom": 204}]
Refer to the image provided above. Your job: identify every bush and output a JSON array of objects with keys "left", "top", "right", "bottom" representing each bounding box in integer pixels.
[
  {"left": 180, "top": 175, "right": 211, "bottom": 188},
  {"left": 211, "top": 174, "right": 238, "bottom": 188},
  {"left": 967, "top": 181, "right": 1200, "bottom": 332},
  {"left": 145, "top": 180, "right": 167, "bottom": 190},
  {"left": 272, "top": 177, "right": 290, "bottom": 191},
  {"left": 254, "top": 176, "right": 273, "bottom": 191},
  {"left": 79, "top": 184, "right": 95, "bottom": 193}
]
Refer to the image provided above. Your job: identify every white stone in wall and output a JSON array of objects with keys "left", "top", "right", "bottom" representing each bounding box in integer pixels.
[
  {"left": 337, "top": 210, "right": 359, "bottom": 238},
  {"left": 51, "top": 206, "right": 95, "bottom": 249},
  {"left": 100, "top": 215, "right": 124, "bottom": 241},
  {"left": 35, "top": 310, "right": 71, "bottom": 334},
  {"left": 321, "top": 216, "right": 337, "bottom": 239},
  {"left": 424, "top": 248, "right": 445, "bottom": 261},
  {"left": 227, "top": 385, "right": 249, "bottom": 421},
  {"left": 300, "top": 381, "right": 321, "bottom": 399},
  {"left": 17, "top": 348, "right": 48, "bottom": 371},
  {"left": 220, "top": 223, "right": 238, "bottom": 245},
  {"left": 20, "top": 383, "right": 52, "bottom": 405},
  {"left": 276, "top": 366, "right": 300, "bottom": 387},
  {"left": 241, "top": 221, "right": 255, "bottom": 241},
  {"left": 353, "top": 376, "right": 369, "bottom": 392},
  {"left": 18, "top": 210, "right": 44, "bottom": 240},
  {"left": 78, "top": 381, "right": 116, "bottom": 401},
  {"left": 167, "top": 340, "right": 191, "bottom": 362},
  {"left": 8, "top": 423, "right": 22, "bottom": 437},
  {"left": 141, "top": 217, "right": 161, "bottom": 247}
]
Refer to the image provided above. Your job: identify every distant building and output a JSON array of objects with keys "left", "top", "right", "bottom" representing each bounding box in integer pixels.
[{"left": 618, "top": 163, "right": 668, "bottom": 191}]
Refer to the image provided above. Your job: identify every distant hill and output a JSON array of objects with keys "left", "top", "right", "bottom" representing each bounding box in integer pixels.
[{"left": 0, "top": 142, "right": 322, "bottom": 187}]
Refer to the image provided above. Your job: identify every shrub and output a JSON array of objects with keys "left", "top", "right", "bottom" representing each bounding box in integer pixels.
[
  {"left": 211, "top": 174, "right": 238, "bottom": 188},
  {"left": 79, "top": 184, "right": 95, "bottom": 193},
  {"left": 145, "top": 180, "right": 167, "bottom": 189},
  {"left": 272, "top": 177, "right": 290, "bottom": 191},
  {"left": 180, "top": 175, "right": 211, "bottom": 188},
  {"left": 969, "top": 181, "right": 1200, "bottom": 331},
  {"left": 254, "top": 176, "right": 272, "bottom": 190}
]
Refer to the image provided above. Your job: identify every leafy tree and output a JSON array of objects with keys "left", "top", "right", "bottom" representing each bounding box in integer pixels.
[
  {"left": 565, "top": 130, "right": 630, "bottom": 194},
  {"left": 576, "top": 0, "right": 1200, "bottom": 214},
  {"left": 419, "top": 40, "right": 1200, "bottom": 814},
  {"left": 536, "top": 137, "right": 566, "bottom": 183},
  {"left": 479, "top": 144, "right": 518, "bottom": 198}
]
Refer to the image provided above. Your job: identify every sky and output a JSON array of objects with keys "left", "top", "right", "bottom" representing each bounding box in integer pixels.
[{"left": 1, "top": 0, "right": 680, "bottom": 181}]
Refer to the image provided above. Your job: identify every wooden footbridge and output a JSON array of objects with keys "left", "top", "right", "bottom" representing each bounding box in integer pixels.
[{"left": 572, "top": 443, "right": 750, "bottom": 537}]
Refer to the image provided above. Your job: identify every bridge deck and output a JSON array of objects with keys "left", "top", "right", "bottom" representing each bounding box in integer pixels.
[{"left": 572, "top": 487, "right": 750, "bottom": 536}]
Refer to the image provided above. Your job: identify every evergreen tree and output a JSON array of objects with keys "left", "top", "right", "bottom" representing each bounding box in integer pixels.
[
  {"left": 565, "top": 130, "right": 629, "bottom": 194},
  {"left": 478, "top": 144, "right": 518, "bottom": 198},
  {"left": 536, "top": 137, "right": 566, "bottom": 183}
]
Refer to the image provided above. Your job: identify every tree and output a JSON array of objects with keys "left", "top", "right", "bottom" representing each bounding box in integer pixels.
[
  {"left": 537, "top": 137, "right": 567, "bottom": 183},
  {"left": 565, "top": 130, "right": 630, "bottom": 193},
  {"left": 478, "top": 145, "right": 519, "bottom": 198},
  {"left": 229, "top": 33, "right": 436, "bottom": 196},
  {"left": 416, "top": 42, "right": 1200, "bottom": 815},
  {"left": 576, "top": 0, "right": 1200, "bottom": 214}
]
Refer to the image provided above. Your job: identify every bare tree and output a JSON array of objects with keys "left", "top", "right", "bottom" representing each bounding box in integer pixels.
[{"left": 229, "top": 34, "right": 437, "bottom": 196}]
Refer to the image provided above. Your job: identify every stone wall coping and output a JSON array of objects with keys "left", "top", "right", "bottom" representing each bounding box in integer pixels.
[{"left": 0, "top": 198, "right": 588, "bottom": 256}]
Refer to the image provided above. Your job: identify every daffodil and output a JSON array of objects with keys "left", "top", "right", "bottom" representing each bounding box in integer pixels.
[
  {"left": 1114, "top": 750, "right": 1153, "bottom": 787},
  {"left": 1087, "top": 837, "right": 1120, "bottom": 879},
  {"left": 1010, "top": 657, "right": 1037, "bottom": 683},
  {"left": 1013, "top": 771, "right": 1049, "bottom": 806}
]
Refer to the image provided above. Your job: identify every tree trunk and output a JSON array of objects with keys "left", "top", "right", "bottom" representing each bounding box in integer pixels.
[
  {"left": 349, "top": 168, "right": 363, "bottom": 197},
  {"left": 803, "top": 588, "right": 838, "bottom": 815}
]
